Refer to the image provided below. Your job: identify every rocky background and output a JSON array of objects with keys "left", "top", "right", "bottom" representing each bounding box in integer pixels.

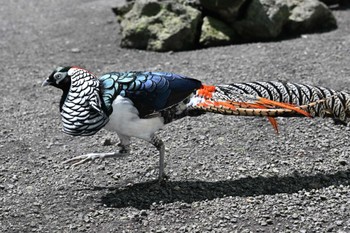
[
  {"left": 114, "top": 0, "right": 341, "bottom": 51},
  {"left": 1, "top": 0, "right": 350, "bottom": 232}
]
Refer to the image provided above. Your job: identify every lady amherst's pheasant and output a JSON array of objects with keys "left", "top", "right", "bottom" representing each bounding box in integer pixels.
[{"left": 43, "top": 66, "right": 350, "bottom": 181}]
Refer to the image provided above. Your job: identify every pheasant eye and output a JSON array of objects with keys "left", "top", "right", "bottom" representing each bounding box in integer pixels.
[
  {"left": 53, "top": 72, "right": 65, "bottom": 83},
  {"left": 54, "top": 73, "right": 61, "bottom": 80}
]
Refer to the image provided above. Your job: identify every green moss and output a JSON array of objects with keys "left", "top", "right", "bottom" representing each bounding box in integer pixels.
[{"left": 200, "top": 16, "right": 236, "bottom": 47}]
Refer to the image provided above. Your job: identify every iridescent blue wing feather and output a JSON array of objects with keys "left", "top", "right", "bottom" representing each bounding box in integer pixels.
[{"left": 99, "top": 72, "right": 202, "bottom": 117}]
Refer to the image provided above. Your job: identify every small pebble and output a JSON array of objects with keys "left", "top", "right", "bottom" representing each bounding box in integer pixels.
[
  {"left": 140, "top": 210, "right": 147, "bottom": 217},
  {"left": 335, "top": 220, "right": 343, "bottom": 226},
  {"left": 71, "top": 48, "right": 80, "bottom": 53},
  {"left": 339, "top": 160, "right": 347, "bottom": 166},
  {"left": 102, "top": 138, "right": 113, "bottom": 146}
]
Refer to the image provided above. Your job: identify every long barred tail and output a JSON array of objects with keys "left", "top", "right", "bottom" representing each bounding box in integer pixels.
[
  {"left": 219, "top": 81, "right": 350, "bottom": 123},
  {"left": 190, "top": 82, "right": 350, "bottom": 130}
]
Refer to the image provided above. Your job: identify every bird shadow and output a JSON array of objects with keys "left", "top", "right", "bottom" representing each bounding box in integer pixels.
[{"left": 98, "top": 169, "right": 349, "bottom": 210}]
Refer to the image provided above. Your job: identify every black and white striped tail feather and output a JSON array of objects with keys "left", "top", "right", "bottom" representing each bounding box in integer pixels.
[{"left": 215, "top": 81, "right": 350, "bottom": 124}]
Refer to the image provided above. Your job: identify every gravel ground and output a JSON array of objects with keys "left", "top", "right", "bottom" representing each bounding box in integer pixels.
[{"left": 1, "top": 1, "right": 349, "bottom": 232}]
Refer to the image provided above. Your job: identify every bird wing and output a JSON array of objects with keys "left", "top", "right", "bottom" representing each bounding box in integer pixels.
[{"left": 99, "top": 72, "right": 202, "bottom": 117}]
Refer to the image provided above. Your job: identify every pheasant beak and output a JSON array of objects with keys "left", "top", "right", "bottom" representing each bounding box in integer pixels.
[{"left": 42, "top": 79, "right": 52, "bottom": 87}]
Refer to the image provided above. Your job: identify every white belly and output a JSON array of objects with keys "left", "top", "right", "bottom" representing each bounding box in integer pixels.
[{"left": 104, "top": 95, "right": 164, "bottom": 140}]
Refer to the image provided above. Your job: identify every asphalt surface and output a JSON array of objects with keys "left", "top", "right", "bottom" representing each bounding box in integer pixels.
[{"left": 0, "top": 0, "right": 349, "bottom": 232}]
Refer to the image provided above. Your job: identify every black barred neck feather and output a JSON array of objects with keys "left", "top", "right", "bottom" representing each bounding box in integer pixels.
[
  {"left": 60, "top": 67, "right": 109, "bottom": 136},
  {"left": 59, "top": 77, "right": 71, "bottom": 112}
]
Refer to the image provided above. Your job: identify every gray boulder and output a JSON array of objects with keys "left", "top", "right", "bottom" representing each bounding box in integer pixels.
[
  {"left": 199, "top": 16, "right": 237, "bottom": 47},
  {"left": 233, "top": 0, "right": 290, "bottom": 40},
  {"left": 199, "top": 0, "right": 246, "bottom": 24},
  {"left": 286, "top": 0, "right": 337, "bottom": 34},
  {"left": 119, "top": 0, "right": 202, "bottom": 51},
  {"left": 113, "top": 0, "right": 338, "bottom": 51}
]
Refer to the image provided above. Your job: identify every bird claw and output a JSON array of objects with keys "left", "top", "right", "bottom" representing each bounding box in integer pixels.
[
  {"left": 158, "top": 173, "right": 169, "bottom": 185},
  {"left": 62, "top": 152, "right": 119, "bottom": 167},
  {"left": 62, "top": 153, "right": 100, "bottom": 167}
]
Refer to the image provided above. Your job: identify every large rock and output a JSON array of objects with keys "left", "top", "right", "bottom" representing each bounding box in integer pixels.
[
  {"left": 119, "top": 0, "right": 202, "bottom": 51},
  {"left": 285, "top": 0, "right": 337, "bottom": 34},
  {"left": 177, "top": 0, "right": 203, "bottom": 10},
  {"left": 233, "top": 0, "right": 290, "bottom": 40},
  {"left": 199, "top": 0, "right": 246, "bottom": 24},
  {"left": 113, "top": 0, "right": 338, "bottom": 51},
  {"left": 199, "top": 16, "right": 237, "bottom": 47}
]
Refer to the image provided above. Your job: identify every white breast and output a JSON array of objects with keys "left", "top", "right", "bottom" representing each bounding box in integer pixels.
[{"left": 104, "top": 95, "right": 164, "bottom": 140}]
